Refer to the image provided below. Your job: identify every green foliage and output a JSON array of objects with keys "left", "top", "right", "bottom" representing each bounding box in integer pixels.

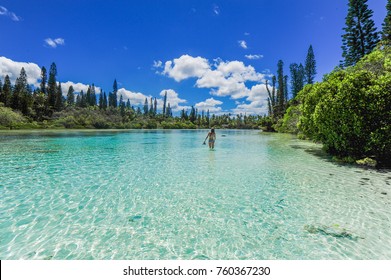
[
  {"left": 295, "top": 47, "right": 391, "bottom": 167},
  {"left": 289, "top": 63, "right": 305, "bottom": 98},
  {"left": 0, "top": 105, "right": 26, "bottom": 129},
  {"left": 275, "top": 103, "right": 301, "bottom": 134},
  {"left": 341, "top": 0, "right": 379, "bottom": 67},
  {"left": 382, "top": 0, "right": 391, "bottom": 43}
]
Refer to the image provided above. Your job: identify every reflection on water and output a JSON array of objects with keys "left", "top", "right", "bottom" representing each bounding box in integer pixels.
[{"left": 0, "top": 129, "right": 390, "bottom": 260}]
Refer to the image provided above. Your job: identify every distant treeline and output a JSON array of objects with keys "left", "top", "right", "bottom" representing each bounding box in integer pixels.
[{"left": 0, "top": 66, "right": 267, "bottom": 130}]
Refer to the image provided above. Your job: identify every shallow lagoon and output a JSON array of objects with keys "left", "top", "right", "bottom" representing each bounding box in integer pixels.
[{"left": 0, "top": 129, "right": 390, "bottom": 259}]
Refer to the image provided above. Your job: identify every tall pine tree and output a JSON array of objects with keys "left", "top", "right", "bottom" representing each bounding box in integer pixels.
[
  {"left": 13, "top": 67, "right": 32, "bottom": 114},
  {"left": 341, "top": 0, "right": 379, "bottom": 67},
  {"left": 304, "top": 45, "right": 317, "bottom": 84},
  {"left": 289, "top": 63, "right": 305, "bottom": 98},
  {"left": 2, "top": 75, "right": 12, "bottom": 107},
  {"left": 382, "top": 0, "right": 391, "bottom": 43},
  {"left": 276, "top": 60, "right": 285, "bottom": 117},
  {"left": 143, "top": 98, "right": 149, "bottom": 115},
  {"left": 67, "top": 85, "right": 75, "bottom": 106},
  {"left": 112, "top": 79, "right": 118, "bottom": 108},
  {"left": 47, "top": 63, "right": 57, "bottom": 108},
  {"left": 162, "top": 91, "right": 167, "bottom": 116},
  {"left": 54, "top": 82, "right": 63, "bottom": 111},
  {"left": 40, "top": 66, "right": 47, "bottom": 94}
]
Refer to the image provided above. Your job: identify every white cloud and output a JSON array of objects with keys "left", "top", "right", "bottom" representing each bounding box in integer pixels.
[
  {"left": 0, "top": 6, "right": 22, "bottom": 21},
  {"left": 163, "top": 55, "right": 210, "bottom": 82},
  {"left": 152, "top": 60, "right": 163, "bottom": 68},
  {"left": 0, "top": 56, "right": 41, "bottom": 87},
  {"left": 44, "top": 38, "right": 65, "bottom": 48},
  {"left": 118, "top": 88, "right": 151, "bottom": 106},
  {"left": 213, "top": 5, "right": 220, "bottom": 15},
  {"left": 195, "top": 98, "right": 223, "bottom": 113},
  {"left": 245, "top": 54, "right": 263, "bottom": 60},
  {"left": 244, "top": 32, "right": 250, "bottom": 36},
  {"left": 231, "top": 84, "right": 269, "bottom": 115},
  {"left": 60, "top": 82, "right": 101, "bottom": 97},
  {"left": 163, "top": 55, "right": 265, "bottom": 100},
  {"left": 238, "top": 40, "right": 248, "bottom": 49},
  {"left": 159, "top": 89, "right": 189, "bottom": 111}
]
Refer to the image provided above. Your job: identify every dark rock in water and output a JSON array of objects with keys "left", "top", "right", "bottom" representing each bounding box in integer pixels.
[
  {"left": 361, "top": 178, "right": 370, "bottom": 181},
  {"left": 129, "top": 215, "right": 142, "bottom": 222},
  {"left": 381, "top": 192, "right": 387, "bottom": 195},
  {"left": 304, "top": 224, "right": 363, "bottom": 241},
  {"left": 44, "top": 255, "right": 54, "bottom": 260},
  {"left": 192, "top": 254, "right": 210, "bottom": 260}
]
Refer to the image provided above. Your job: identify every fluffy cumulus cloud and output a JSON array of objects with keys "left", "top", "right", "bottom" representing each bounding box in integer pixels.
[
  {"left": 162, "top": 55, "right": 265, "bottom": 99},
  {"left": 0, "top": 6, "right": 22, "bottom": 21},
  {"left": 232, "top": 84, "right": 269, "bottom": 115},
  {"left": 60, "top": 82, "right": 101, "bottom": 97},
  {"left": 0, "top": 56, "right": 102, "bottom": 98},
  {"left": 159, "top": 89, "right": 189, "bottom": 111},
  {"left": 163, "top": 55, "right": 210, "bottom": 82},
  {"left": 0, "top": 56, "right": 41, "bottom": 87},
  {"left": 44, "top": 38, "right": 65, "bottom": 48},
  {"left": 161, "top": 54, "right": 269, "bottom": 115},
  {"left": 118, "top": 88, "right": 151, "bottom": 106},
  {"left": 195, "top": 98, "right": 223, "bottom": 114}
]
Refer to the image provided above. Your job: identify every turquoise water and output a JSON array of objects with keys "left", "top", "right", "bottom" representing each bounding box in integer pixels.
[{"left": 0, "top": 129, "right": 390, "bottom": 260}]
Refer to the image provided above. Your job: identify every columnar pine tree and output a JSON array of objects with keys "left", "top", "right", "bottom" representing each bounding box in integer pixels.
[
  {"left": 143, "top": 98, "right": 149, "bottom": 115},
  {"left": 289, "top": 63, "right": 305, "bottom": 98},
  {"left": 189, "top": 106, "right": 196, "bottom": 123},
  {"left": 166, "top": 103, "right": 172, "bottom": 117},
  {"left": 126, "top": 99, "right": 131, "bottom": 110},
  {"left": 67, "top": 85, "right": 75, "bottom": 106},
  {"left": 149, "top": 97, "right": 154, "bottom": 116},
  {"left": 13, "top": 67, "right": 30, "bottom": 113},
  {"left": 40, "top": 66, "right": 47, "bottom": 94},
  {"left": 86, "top": 86, "right": 91, "bottom": 106},
  {"left": 47, "top": 63, "right": 57, "bottom": 108},
  {"left": 304, "top": 45, "right": 317, "bottom": 84},
  {"left": 90, "top": 84, "right": 96, "bottom": 106},
  {"left": 276, "top": 60, "right": 285, "bottom": 117},
  {"left": 75, "top": 94, "right": 81, "bottom": 107},
  {"left": 54, "top": 82, "right": 63, "bottom": 111},
  {"left": 119, "top": 95, "right": 125, "bottom": 117},
  {"left": 382, "top": 0, "right": 391, "bottom": 43},
  {"left": 162, "top": 91, "right": 167, "bottom": 116},
  {"left": 341, "top": 0, "right": 379, "bottom": 67},
  {"left": 2, "top": 75, "right": 12, "bottom": 107},
  {"left": 112, "top": 79, "right": 118, "bottom": 108},
  {"left": 103, "top": 92, "right": 107, "bottom": 109},
  {"left": 98, "top": 89, "right": 104, "bottom": 109}
]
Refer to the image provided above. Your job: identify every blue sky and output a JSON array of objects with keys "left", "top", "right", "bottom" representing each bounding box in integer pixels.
[{"left": 0, "top": 0, "right": 388, "bottom": 115}]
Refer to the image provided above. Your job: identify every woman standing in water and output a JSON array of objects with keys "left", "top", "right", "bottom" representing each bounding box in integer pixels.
[{"left": 203, "top": 128, "right": 216, "bottom": 149}]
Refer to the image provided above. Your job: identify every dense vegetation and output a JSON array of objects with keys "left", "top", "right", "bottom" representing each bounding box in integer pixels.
[
  {"left": 275, "top": 0, "right": 391, "bottom": 167},
  {"left": 0, "top": 68, "right": 266, "bottom": 130}
]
